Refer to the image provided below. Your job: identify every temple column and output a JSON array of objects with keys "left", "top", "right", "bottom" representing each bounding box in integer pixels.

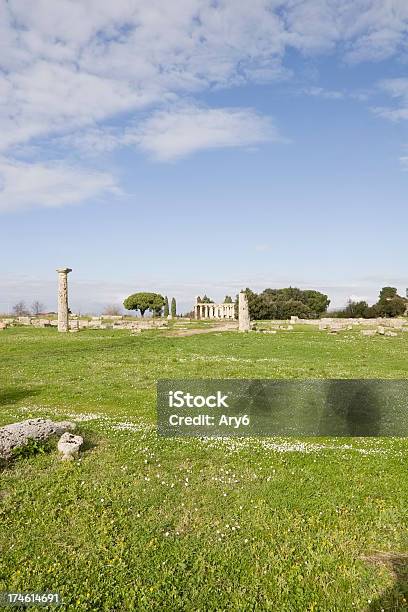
[{"left": 56, "top": 267, "right": 72, "bottom": 333}]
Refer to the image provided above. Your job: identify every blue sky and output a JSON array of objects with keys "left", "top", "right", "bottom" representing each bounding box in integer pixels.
[{"left": 0, "top": 1, "right": 407, "bottom": 313}]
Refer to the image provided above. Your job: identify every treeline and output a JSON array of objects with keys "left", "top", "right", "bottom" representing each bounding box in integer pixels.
[
  {"left": 241, "top": 288, "right": 330, "bottom": 320},
  {"left": 332, "top": 287, "right": 407, "bottom": 319}
]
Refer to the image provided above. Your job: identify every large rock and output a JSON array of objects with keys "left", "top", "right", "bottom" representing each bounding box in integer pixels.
[
  {"left": 0, "top": 418, "right": 75, "bottom": 460},
  {"left": 57, "top": 432, "right": 83, "bottom": 461}
]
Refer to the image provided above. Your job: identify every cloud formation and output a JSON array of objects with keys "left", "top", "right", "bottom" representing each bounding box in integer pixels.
[
  {"left": 1, "top": 1, "right": 408, "bottom": 210},
  {"left": 0, "top": 158, "right": 118, "bottom": 212},
  {"left": 374, "top": 78, "right": 408, "bottom": 121},
  {"left": 2, "top": 0, "right": 408, "bottom": 154},
  {"left": 128, "top": 105, "right": 281, "bottom": 161},
  {"left": 59, "top": 105, "right": 282, "bottom": 161}
]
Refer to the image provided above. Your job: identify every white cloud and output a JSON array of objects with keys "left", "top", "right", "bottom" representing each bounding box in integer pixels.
[
  {"left": 1, "top": 1, "right": 408, "bottom": 211},
  {"left": 1, "top": 1, "right": 408, "bottom": 155},
  {"left": 342, "top": 0, "right": 408, "bottom": 62},
  {"left": 373, "top": 78, "right": 408, "bottom": 121},
  {"left": 57, "top": 104, "right": 282, "bottom": 160},
  {"left": 0, "top": 158, "right": 118, "bottom": 212},
  {"left": 125, "top": 105, "right": 282, "bottom": 161},
  {"left": 303, "top": 86, "right": 345, "bottom": 100}
]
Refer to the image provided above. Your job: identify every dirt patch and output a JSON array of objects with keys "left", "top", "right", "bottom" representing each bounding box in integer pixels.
[
  {"left": 362, "top": 552, "right": 408, "bottom": 577},
  {"left": 362, "top": 552, "right": 408, "bottom": 611}
]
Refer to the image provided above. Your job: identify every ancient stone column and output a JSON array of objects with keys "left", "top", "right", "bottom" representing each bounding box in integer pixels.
[
  {"left": 56, "top": 268, "right": 72, "bottom": 332},
  {"left": 238, "top": 291, "right": 250, "bottom": 332}
]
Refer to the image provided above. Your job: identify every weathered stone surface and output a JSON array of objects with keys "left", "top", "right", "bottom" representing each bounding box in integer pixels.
[
  {"left": 18, "top": 316, "right": 31, "bottom": 325},
  {"left": 57, "top": 432, "right": 83, "bottom": 461},
  {"left": 0, "top": 418, "right": 75, "bottom": 460},
  {"left": 238, "top": 291, "right": 250, "bottom": 332},
  {"left": 377, "top": 326, "right": 385, "bottom": 335},
  {"left": 362, "top": 329, "right": 376, "bottom": 336},
  {"left": 56, "top": 268, "right": 72, "bottom": 332}
]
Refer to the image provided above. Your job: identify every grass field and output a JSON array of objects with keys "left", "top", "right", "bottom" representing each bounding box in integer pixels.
[{"left": 1, "top": 325, "right": 408, "bottom": 611}]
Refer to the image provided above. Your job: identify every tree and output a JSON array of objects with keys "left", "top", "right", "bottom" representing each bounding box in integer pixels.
[
  {"left": 31, "top": 301, "right": 45, "bottom": 316},
  {"left": 103, "top": 304, "right": 122, "bottom": 316},
  {"left": 224, "top": 295, "right": 233, "bottom": 303},
  {"left": 378, "top": 296, "right": 406, "bottom": 318},
  {"left": 171, "top": 297, "right": 177, "bottom": 318},
  {"left": 376, "top": 287, "right": 406, "bottom": 317},
  {"left": 277, "top": 299, "right": 312, "bottom": 319},
  {"left": 339, "top": 300, "right": 370, "bottom": 318},
  {"left": 12, "top": 301, "right": 29, "bottom": 316},
  {"left": 302, "top": 290, "right": 330, "bottom": 317},
  {"left": 379, "top": 287, "right": 398, "bottom": 302},
  {"left": 163, "top": 296, "right": 169, "bottom": 317},
  {"left": 201, "top": 295, "right": 214, "bottom": 303},
  {"left": 123, "top": 292, "right": 165, "bottom": 317},
  {"left": 242, "top": 287, "right": 330, "bottom": 320}
]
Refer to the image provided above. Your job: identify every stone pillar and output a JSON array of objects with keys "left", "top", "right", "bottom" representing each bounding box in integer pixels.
[
  {"left": 56, "top": 268, "right": 72, "bottom": 332},
  {"left": 238, "top": 291, "right": 250, "bottom": 332}
]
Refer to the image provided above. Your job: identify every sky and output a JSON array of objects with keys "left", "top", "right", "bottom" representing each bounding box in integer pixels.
[{"left": 1, "top": 0, "right": 408, "bottom": 314}]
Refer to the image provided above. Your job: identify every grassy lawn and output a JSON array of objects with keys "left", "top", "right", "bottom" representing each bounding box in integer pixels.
[{"left": 1, "top": 326, "right": 408, "bottom": 611}]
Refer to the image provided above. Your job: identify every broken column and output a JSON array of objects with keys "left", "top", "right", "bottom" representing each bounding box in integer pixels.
[
  {"left": 238, "top": 291, "right": 250, "bottom": 332},
  {"left": 56, "top": 267, "right": 72, "bottom": 332}
]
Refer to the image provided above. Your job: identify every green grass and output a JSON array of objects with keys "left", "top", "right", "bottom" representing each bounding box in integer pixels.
[{"left": 1, "top": 326, "right": 408, "bottom": 611}]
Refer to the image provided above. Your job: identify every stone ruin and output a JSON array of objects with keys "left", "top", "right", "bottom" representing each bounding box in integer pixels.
[
  {"left": 1, "top": 271, "right": 406, "bottom": 337},
  {"left": 194, "top": 297, "right": 235, "bottom": 320},
  {"left": 56, "top": 267, "right": 72, "bottom": 332},
  {"left": 238, "top": 291, "right": 250, "bottom": 332},
  {"left": 0, "top": 418, "right": 77, "bottom": 461}
]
